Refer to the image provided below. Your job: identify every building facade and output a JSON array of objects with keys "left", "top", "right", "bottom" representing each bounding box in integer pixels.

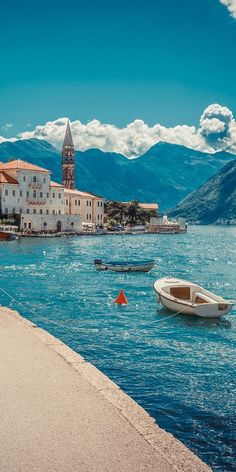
[{"left": 0, "top": 121, "right": 104, "bottom": 232}]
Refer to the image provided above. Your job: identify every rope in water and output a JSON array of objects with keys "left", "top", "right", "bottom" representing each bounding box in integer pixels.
[{"left": 0, "top": 286, "right": 189, "bottom": 333}]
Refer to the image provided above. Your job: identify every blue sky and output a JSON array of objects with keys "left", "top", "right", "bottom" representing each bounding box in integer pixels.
[{"left": 0, "top": 0, "right": 236, "bottom": 152}]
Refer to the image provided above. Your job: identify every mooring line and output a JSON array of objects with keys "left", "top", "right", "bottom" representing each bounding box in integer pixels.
[{"left": 0, "top": 286, "right": 188, "bottom": 334}]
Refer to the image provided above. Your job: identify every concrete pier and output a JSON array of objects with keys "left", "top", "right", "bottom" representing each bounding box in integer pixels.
[{"left": 0, "top": 308, "right": 211, "bottom": 472}]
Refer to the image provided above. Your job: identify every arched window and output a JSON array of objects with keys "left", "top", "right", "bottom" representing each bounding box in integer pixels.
[{"left": 33, "top": 176, "right": 37, "bottom": 182}]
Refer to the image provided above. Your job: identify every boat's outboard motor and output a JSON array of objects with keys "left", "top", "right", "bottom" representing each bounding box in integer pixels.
[{"left": 94, "top": 259, "right": 102, "bottom": 265}]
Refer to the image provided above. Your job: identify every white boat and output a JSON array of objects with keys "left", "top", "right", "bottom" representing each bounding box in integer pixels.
[
  {"left": 154, "top": 277, "right": 234, "bottom": 318},
  {"left": 0, "top": 225, "right": 18, "bottom": 241},
  {"left": 94, "top": 259, "right": 155, "bottom": 272}
]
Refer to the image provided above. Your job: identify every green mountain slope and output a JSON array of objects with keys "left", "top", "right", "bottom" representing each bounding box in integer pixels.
[{"left": 168, "top": 160, "right": 236, "bottom": 224}]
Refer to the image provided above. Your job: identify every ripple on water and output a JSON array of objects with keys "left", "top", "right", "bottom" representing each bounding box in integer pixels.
[{"left": 0, "top": 226, "right": 236, "bottom": 471}]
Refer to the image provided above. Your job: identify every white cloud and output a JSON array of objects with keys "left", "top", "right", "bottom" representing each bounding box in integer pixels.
[
  {"left": 18, "top": 117, "right": 205, "bottom": 157},
  {"left": 199, "top": 103, "right": 235, "bottom": 150},
  {"left": 0, "top": 104, "right": 235, "bottom": 157},
  {"left": 219, "top": 0, "right": 236, "bottom": 18},
  {"left": 0, "top": 135, "right": 16, "bottom": 144}
]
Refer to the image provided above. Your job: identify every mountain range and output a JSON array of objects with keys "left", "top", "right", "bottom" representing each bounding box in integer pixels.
[
  {"left": 0, "top": 138, "right": 233, "bottom": 210},
  {"left": 168, "top": 159, "right": 236, "bottom": 224}
]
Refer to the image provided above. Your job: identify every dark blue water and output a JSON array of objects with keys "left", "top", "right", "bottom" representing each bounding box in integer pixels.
[{"left": 1, "top": 226, "right": 235, "bottom": 471}]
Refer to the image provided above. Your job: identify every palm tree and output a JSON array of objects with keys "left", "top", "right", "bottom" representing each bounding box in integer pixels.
[
  {"left": 127, "top": 201, "right": 140, "bottom": 224},
  {"left": 106, "top": 201, "right": 128, "bottom": 224}
]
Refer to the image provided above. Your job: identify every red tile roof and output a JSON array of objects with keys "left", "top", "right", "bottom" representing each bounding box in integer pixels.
[
  {"left": 0, "top": 159, "right": 50, "bottom": 173},
  {"left": 64, "top": 188, "right": 103, "bottom": 198},
  {"left": 50, "top": 181, "right": 64, "bottom": 188},
  {"left": 0, "top": 171, "right": 18, "bottom": 184}
]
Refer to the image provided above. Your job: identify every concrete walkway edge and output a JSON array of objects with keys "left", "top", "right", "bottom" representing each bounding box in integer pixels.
[{"left": 1, "top": 308, "right": 211, "bottom": 471}]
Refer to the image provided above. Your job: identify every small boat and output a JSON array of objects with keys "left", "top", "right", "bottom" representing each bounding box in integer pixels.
[
  {"left": 94, "top": 259, "right": 155, "bottom": 272},
  {"left": 154, "top": 277, "right": 234, "bottom": 318},
  {"left": 0, "top": 225, "right": 18, "bottom": 241}
]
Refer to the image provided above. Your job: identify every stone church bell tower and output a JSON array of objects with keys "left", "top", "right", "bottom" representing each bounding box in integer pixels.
[{"left": 62, "top": 121, "right": 75, "bottom": 190}]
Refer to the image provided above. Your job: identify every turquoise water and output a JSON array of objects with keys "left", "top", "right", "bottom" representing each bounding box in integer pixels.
[{"left": 0, "top": 226, "right": 235, "bottom": 471}]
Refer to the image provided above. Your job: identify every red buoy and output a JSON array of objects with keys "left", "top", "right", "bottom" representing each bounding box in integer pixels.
[{"left": 115, "top": 289, "right": 128, "bottom": 305}]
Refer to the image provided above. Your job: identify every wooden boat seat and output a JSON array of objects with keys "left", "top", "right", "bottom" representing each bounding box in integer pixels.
[
  {"left": 170, "top": 286, "right": 190, "bottom": 300},
  {"left": 194, "top": 292, "right": 215, "bottom": 304}
]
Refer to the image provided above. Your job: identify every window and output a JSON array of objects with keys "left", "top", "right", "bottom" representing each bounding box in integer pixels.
[
  {"left": 43, "top": 178, "right": 46, "bottom": 183},
  {"left": 40, "top": 192, "right": 43, "bottom": 198},
  {"left": 19, "top": 208, "right": 22, "bottom": 214},
  {"left": 75, "top": 200, "right": 77, "bottom": 206},
  {"left": 86, "top": 201, "right": 88, "bottom": 206},
  {"left": 27, "top": 191, "right": 29, "bottom": 197},
  {"left": 46, "top": 210, "right": 49, "bottom": 215},
  {"left": 87, "top": 214, "right": 88, "bottom": 220},
  {"left": 58, "top": 210, "right": 61, "bottom": 215},
  {"left": 33, "top": 209, "right": 36, "bottom": 214},
  {"left": 66, "top": 199, "right": 68, "bottom": 205},
  {"left": 78, "top": 200, "right": 80, "bottom": 206},
  {"left": 20, "top": 191, "right": 22, "bottom": 197},
  {"left": 52, "top": 210, "right": 55, "bottom": 215},
  {"left": 26, "top": 209, "right": 30, "bottom": 214},
  {"left": 58, "top": 193, "right": 61, "bottom": 199},
  {"left": 47, "top": 193, "right": 49, "bottom": 198},
  {"left": 5, "top": 208, "right": 8, "bottom": 214},
  {"left": 12, "top": 190, "right": 16, "bottom": 197},
  {"left": 5, "top": 189, "right": 8, "bottom": 196},
  {"left": 23, "top": 176, "right": 26, "bottom": 182},
  {"left": 24, "top": 222, "right": 27, "bottom": 229},
  {"left": 97, "top": 201, "right": 99, "bottom": 207},
  {"left": 33, "top": 176, "right": 37, "bottom": 182},
  {"left": 12, "top": 208, "right": 15, "bottom": 214},
  {"left": 90, "top": 201, "right": 92, "bottom": 207},
  {"left": 52, "top": 193, "right": 55, "bottom": 198},
  {"left": 98, "top": 214, "right": 100, "bottom": 220},
  {"left": 90, "top": 214, "right": 91, "bottom": 220},
  {"left": 33, "top": 191, "right": 36, "bottom": 198},
  {"left": 40, "top": 209, "right": 43, "bottom": 214}
]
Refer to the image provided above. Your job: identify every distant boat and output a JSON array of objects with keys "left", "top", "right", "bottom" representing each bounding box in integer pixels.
[
  {"left": 94, "top": 259, "right": 155, "bottom": 272},
  {"left": 154, "top": 277, "right": 234, "bottom": 318},
  {"left": 0, "top": 225, "right": 18, "bottom": 241}
]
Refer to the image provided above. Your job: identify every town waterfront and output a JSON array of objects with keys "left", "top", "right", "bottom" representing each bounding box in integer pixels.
[{"left": 1, "top": 226, "right": 235, "bottom": 470}]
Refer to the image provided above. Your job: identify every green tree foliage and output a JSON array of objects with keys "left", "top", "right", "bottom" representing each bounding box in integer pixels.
[{"left": 105, "top": 200, "right": 152, "bottom": 226}]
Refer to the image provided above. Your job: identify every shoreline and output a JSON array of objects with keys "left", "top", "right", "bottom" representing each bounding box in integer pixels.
[{"left": 0, "top": 307, "right": 211, "bottom": 471}]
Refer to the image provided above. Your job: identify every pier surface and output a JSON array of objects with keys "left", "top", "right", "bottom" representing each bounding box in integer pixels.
[{"left": 0, "top": 308, "right": 210, "bottom": 472}]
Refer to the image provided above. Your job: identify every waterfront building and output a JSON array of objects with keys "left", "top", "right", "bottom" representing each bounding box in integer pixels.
[
  {"left": 64, "top": 188, "right": 104, "bottom": 226},
  {"left": 122, "top": 202, "right": 158, "bottom": 216},
  {"left": 0, "top": 160, "right": 81, "bottom": 232},
  {"left": 0, "top": 121, "right": 104, "bottom": 232}
]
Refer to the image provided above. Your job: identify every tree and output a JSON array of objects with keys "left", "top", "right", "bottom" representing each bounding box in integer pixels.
[{"left": 105, "top": 201, "right": 128, "bottom": 224}]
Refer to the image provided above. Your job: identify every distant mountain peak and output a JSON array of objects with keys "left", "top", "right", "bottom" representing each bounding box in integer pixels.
[{"left": 0, "top": 138, "right": 234, "bottom": 211}]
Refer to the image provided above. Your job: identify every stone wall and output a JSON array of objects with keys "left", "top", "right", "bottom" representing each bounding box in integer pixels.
[{"left": 20, "top": 213, "right": 82, "bottom": 232}]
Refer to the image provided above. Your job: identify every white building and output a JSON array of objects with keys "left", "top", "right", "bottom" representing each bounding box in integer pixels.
[
  {"left": 0, "top": 160, "right": 81, "bottom": 232},
  {"left": 0, "top": 122, "right": 104, "bottom": 232}
]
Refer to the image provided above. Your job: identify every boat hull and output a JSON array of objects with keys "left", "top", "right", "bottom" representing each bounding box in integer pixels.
[
  {"left": 0, "top": 231, "right": 17, "bottom": 241},
  {"left": 94, "top": 260, "right": 154, "bottom": 272},
  {"left": 158, "top": 294, "right": 232, "bottom": 317},
  {"left": 154, "top": 277, "right": 233, "bottom": 318}
]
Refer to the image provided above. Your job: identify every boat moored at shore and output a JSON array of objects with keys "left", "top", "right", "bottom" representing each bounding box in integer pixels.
[
  {"left": 0, "top": 225, "right": 18, "bottom": 241},
  {"left": 154, "top": 277, "right": 234, "bottom": 318}
]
